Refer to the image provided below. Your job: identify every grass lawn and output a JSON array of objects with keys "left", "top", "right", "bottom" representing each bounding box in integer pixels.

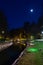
[{"left": 17, "top": 40, "right": 43, "bottom": 65}]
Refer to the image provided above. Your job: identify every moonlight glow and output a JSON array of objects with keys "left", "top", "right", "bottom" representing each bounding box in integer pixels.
[{"left": 30, "top": 9, "right": 33, "bottom": 12}]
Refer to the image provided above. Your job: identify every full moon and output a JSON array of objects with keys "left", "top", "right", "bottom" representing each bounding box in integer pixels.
[{"left": 30, "top": 9, "right": 33, "bottom": 12}]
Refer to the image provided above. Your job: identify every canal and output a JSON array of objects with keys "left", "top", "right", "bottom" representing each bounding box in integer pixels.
[{"left": 0, "top": 44, "right": 24, "bottom": 65}]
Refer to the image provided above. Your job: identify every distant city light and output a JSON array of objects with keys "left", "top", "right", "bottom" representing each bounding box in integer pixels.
[{"left": 30, "top": 9, "right": 33, "bottom": 12}]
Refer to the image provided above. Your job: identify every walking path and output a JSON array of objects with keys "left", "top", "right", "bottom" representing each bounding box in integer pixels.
[{"left": 0, "top": 41, "right": 13, "bottom": 51}]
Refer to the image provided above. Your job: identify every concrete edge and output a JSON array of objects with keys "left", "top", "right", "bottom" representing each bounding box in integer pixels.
[{"left": 12, "top": 48, "right": 26, "bottom": 65}]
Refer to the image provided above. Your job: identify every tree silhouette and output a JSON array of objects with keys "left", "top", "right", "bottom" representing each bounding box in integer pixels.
[
  {"left": 23, "top": 21, "right": 30, "bottom": 33},
  {"left": 37, "top": 15, "right": 43, "bottom": 33},
  {"left": 0, "top": 10, "right": 8, "bottom": 38},
  {"left": 30, "top": 22, "right": 36, "bottom": 33},
  {"left": 23, "top": 21, "right": 31, "bottom": 38},
  {"left": 38, "top": 16, "right": 43, "bottom": 27}
]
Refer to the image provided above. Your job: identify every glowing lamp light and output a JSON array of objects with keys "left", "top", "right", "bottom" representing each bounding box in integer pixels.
[
  {"left": 26, "top": 48, "right": 38, "bottom": 52},
  {"left": 2, "top": 31, "right": 5, "bottom": 34}
]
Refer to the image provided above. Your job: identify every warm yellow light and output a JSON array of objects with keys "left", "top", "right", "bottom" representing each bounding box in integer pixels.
[
  {"left": 6, "top": 37, "right": 10, "bottom": 40},
  {"left": 30, "top": 36, "right": 34, "bottom": 40},
  {"left": 21, "top": 43, "right": 26, "bottom": 46},
  {"left": 23, "top": 44, "right": 26, "bottom": 46},
  {"left": 0, "top": 36, "right": 2, "bottom": 39},
  {"left": 20, "top": 38, "right": 26, "bottom": 41}
]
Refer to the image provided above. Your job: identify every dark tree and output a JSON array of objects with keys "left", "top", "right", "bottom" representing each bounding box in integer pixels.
[
  {"left": 0, "top": 10, "right": 8, "bottom": 38},
  {"left": 30, "top": 22, "right": 36, "bottom": 34},
  {"left": 23, "top": 21, "right": 31, "bottom": 38},
  {"left": 38, "top": 16, "right": 43, "bottom": 27},
  {"left": 30, "top": 22, "right": 38, "bottom": 39},
  {"left": 37, "top": 15, "right": 43, "bottom": 33},
  {"left": 23, "top": 21, "right": 30, "bottom": 33}
]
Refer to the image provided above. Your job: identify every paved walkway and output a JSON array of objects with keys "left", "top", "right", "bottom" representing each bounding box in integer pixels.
[{"left": 0, "top": 41, "right": 13, "bottom": 51}]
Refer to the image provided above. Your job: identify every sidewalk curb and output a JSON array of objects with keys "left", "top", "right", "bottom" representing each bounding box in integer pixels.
[{"left": 12, "top": 48, "right": 26, "bottom": 65}]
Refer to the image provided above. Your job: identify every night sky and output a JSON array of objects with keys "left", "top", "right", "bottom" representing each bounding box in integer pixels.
[{"left": 0, "top": 0, "right": 43, "bottom": 30}]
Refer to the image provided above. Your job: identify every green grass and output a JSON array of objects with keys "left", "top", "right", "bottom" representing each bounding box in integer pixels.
[
  {"left": 26, "top": 48, "right": 38, "bottom": 52},
  {"left": 34, "top": 41, "right": 43, "bottom": 49},
  {"left": 17, "top": 41, "right": 43, "bottom": 65},
  {"left": 26, "top": 41, "right": 43, "bottom": 53}
]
